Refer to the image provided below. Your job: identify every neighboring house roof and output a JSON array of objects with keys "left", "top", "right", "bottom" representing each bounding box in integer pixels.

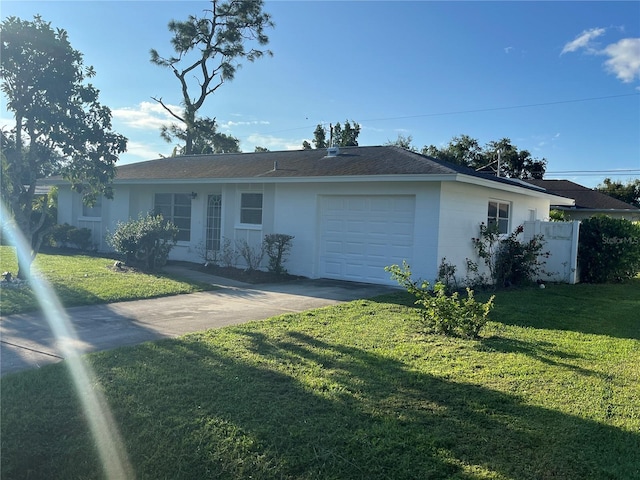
[{"left": 525, "top": 179, "right": 640, "bottom": 212}]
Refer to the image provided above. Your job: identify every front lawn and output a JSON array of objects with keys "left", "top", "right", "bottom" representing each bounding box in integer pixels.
[
  {"left": 2, "top": 280, "right": 639, "bottom": 479},
  {"left": 0, "top": 246, "right": 214, "bottom": 315}
]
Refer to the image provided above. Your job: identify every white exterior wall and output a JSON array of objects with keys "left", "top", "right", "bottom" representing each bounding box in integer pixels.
[
  {"left": 437, "top": 181, "right": 551, "bottom": 284},
  {"left": 270, "top": 181, "right": 441, "bottom": 281},
  {"left": 55, "top": 178, "right": 555, "bottom": 285},
  {"left": 57, "top": 188, "right": 74, "bottom": 225}
]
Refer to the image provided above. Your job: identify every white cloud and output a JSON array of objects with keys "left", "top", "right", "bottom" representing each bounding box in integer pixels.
[
  {"left": 602, "top": 38, "right": 640, "bottom": 83},
  {"left": 562, "top": 28, "right": 640, "bottom": 84},
  {"left": 245, "top": 134, "right": 303, "bottom": 151},
  {"left": 220, "top": 120, "right": 271, "bottom": 130},
  {"left": 122, "top": 140, "right": 167, "bottom": 161},
  {"left": 504, "top": 46, "right": 514, "bottom": 54},
  {"left": 561, "top": 27, "right": 606, "bottom": 54},
  {"left": 112, "top": 101, "right": 182, "bottom": 130}
]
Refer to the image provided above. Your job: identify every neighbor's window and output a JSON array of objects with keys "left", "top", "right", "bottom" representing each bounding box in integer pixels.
[
  {"left": 154, "top": 193, "right": 192, "bottom": 241},
  {"left": 488, "top": 200, "right": 510, "bottom": 234},
  {"left": 240, "top": 193, "right": 263, "bottom": 225}
]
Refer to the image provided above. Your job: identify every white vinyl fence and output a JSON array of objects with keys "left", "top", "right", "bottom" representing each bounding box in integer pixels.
[{"left": 523, "top": 220, "right": 580, "bottom": 284}]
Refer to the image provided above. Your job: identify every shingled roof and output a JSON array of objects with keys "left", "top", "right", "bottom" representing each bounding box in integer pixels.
[
  {"left": 112, "top": 145, "right": 547, "bottom": 193},
  {"left": 526, "top": 179, "right": 640, "bottom": 211},
  {"left": 114, "top": 146, "right": 470, "bottom": 180}
]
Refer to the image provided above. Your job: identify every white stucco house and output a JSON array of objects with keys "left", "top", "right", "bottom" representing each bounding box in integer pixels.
[{"left": 49, "top": 146, "right": 574, "bottom": 285}]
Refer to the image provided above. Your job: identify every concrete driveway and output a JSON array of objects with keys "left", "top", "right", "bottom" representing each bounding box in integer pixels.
[{"left": 0, "top": 267, "right": 396, "bottom": 376}]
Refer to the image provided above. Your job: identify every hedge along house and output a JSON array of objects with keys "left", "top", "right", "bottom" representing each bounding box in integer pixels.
[{"left": 49, "top": 146, "right": 573, "bottom": 286}]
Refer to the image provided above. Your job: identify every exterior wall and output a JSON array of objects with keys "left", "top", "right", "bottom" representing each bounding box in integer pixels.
[
  {"left": 56, "top": 188, "right": 75, "bottom": 225},
  {"left": 55, "top": 179, "right": 554, "bottom": 285},
  {"left": 269, "top": 181, "right": 441, "bottom": 281},
  {"left": 437, "top": 181, "right": 551, "bottom": 284}
]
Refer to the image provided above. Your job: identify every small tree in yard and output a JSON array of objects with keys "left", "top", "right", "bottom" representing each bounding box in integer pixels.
[{"left": 107, "top": 214, "right": 178, "bottom": 271}]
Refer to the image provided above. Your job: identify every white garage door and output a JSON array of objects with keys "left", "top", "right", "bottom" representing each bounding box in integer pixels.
[{"left": 319, "top": 195, "right": 415, "bottom": 284}]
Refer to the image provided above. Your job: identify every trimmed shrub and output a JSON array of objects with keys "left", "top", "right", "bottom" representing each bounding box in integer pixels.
[
  {"left": 578, "top": 216, "right": 640, "bottom": 283},
  {"left": 107, "top": 214, "right": 178, "bottom": 271},
  {"left": 386, "top": 261, "right": 494, "bottom": 339},
  {"left": 263, "top": 233, "right": 294, "bottom": 274},
  {"left": 48, "top": 223, "right": 93, "bottom": 250}
]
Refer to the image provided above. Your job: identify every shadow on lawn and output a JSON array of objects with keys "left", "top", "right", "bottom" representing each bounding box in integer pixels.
[
  {"left": 489, "top": 281, "right": 640, "bottom": 341},
  {"left": 6, "top": 328, "right": 634, "bottom": 479},
  {"left": 376, "top": 283, "right": 640, "bottom": 341},
  {"left": 477, "top": 337, "right": 603, "bottom": 379}
]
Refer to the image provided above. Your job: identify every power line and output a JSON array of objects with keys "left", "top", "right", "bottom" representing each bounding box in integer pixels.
[
  {"left": 264, "top": 92, "right": 640, "bottom": 135},
  {"left": 361, "top": 93, "right": 640, "bottom": 122}
]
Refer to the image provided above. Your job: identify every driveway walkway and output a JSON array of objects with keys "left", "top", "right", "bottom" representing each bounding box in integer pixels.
[{"left": 0, "top": 266, "right": 395, "bottom": 376}]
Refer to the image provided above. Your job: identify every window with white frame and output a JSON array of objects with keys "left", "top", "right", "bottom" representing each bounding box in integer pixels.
[
  {"left": 240, "top": 193, "right": 263, "bottom": 225},
  {"left": 487, "top": 200, "right": 510, "bottom": 234},
  {"left": 154, "top": 193, "right": 192, "bottom": 241}
]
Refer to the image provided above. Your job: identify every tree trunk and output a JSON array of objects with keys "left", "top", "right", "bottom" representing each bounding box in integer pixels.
[{"left": 17, "top": 249, "right": 33, "bottom": 280}]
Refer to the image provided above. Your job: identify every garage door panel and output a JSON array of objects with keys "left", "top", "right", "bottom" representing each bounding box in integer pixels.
[
  {"left": 345, "top": 242, "right": 366, "bottom": 255},
  {"left": 346, "top": 220, "right": 367, "bottom": 234},
  {"left": 325, "top": 240, "right": 343, "bottom": 254},
  {"left": 319, "top": 195, "right": 415, "bottom": 284},
  {"left": 367, "top": 244, "right": 388, "bottom": 257}
]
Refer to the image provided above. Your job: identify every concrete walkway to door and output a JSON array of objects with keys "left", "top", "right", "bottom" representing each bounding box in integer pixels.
[{"left": 0, "top": 266, "right": 396, "bottom": 376}]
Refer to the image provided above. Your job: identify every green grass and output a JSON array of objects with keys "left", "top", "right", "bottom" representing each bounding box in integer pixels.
[
  {"left": 0, "top": 246, "right": 213, "bottom": 314},
  {"left": 2, "top": 280, "right": 639, "bottom": 479}
]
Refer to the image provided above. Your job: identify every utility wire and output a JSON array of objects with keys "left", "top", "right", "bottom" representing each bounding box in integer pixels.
[{"left": 264, "top": 92, "right": 640, "bottom": 135}]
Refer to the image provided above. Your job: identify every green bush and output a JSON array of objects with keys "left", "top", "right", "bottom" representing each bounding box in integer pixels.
[
  {"left": 48, "top": 223, "right": 93, "bottom": 250},
  {"left": 549, "top": 209, "right": 567, "bottom": 221},
  {"left": 470, "top": 223, "right": 548, "bottom": 287},
  {"left": 386, "top": 262, "right": 494, "bottom": 339},
  {"left": 578, "top": 216, "right": 640, "bottom": 283},
  {"left": 263, "top": 233, "right": 294, "bottom": 274},
  {"left": 107, "top": 214, "right": 178, "bottom": 271},
  {"left": 494, "top": 226, "right": 548, "bottom": 287}
]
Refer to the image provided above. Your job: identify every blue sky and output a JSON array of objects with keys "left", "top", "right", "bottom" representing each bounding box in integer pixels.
[{"left": 2, "top": 1, "right": 639, "bottom": 187}]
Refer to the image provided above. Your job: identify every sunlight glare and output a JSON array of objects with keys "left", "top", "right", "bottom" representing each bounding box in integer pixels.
[{"left": 1, "top": 201, "right": 134, "bottom": 479}]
